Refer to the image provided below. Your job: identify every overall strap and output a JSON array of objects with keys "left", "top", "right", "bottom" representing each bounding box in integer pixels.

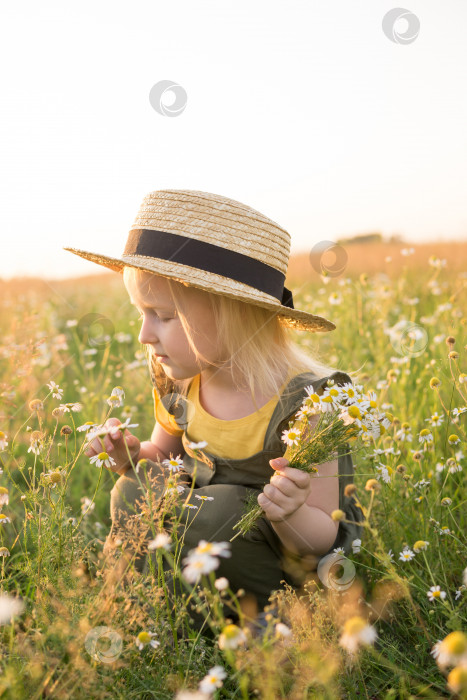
[{"left": 263, "top": 370, "right": 353, "bottom": 454}]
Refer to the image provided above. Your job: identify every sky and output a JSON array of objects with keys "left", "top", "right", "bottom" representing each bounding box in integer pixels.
[{"left": 1, "top": 0, "right": 466, "bottom": 280}]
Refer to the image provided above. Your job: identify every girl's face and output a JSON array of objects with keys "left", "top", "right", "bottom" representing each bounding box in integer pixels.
[{"left": 126, "top": 273, "right": 223, "bottom": 380}]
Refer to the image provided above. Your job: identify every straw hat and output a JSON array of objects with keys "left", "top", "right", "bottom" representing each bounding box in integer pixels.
[{"left": 64, "top": 189, "right": 336, "bottom": 332}]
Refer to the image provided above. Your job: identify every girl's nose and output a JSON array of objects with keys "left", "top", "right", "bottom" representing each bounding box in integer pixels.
[{"left": 138, "top": 316, "right": 159, "bottom": 345}]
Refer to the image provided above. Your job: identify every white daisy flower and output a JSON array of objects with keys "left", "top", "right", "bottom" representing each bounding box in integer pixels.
[
  {"left": 135, "top": 630, "right": 160, "bottom": 650},
  {"left": 418, "top": 429, "right": 433, "bottom": 444},
  {"left": 218, "top": 624, "right": 248, "bottom": 650},
  {"left": 107, "top": 386, "right": 125, "bottom": 408},
  {"left": 27, "top": 438, "right": 43, "bottom": 455},
  {"left": 89, "top": 451, "right": 116, "bottom": 469},
  {"left": 0, "top": 431, "right": 9, "bottom": 451},
  {"left": 0, "top": 514, "right": 11, "bottom": 526},
  {"left": 77, "top": 421, "right": 98, "bottom": 433},
  {"left": 46, "top": 381, "right": 64, "bottom": 400},
  {"left": 413, "top": 540, "right": 429, "bottom": 553},
  {"left": 80, "top": 497, "right": 95, "bottom": 515},
  {"left": 275, "top": 622, "right": 292, "bottom": 638},
  {"left": 187, "top": 440, "right": 208, "bottom": 450},
  {"left": 339, "top": 616, "right": 378, "bottom": 655},
  {"left": 0, "top": 487, "right": 9, "bottom": 506},
  {"left": 413, "top": 479, "right": 431, "bottom": 489},
  {"left": 317, "top": 394, "right": 340, "bottom": 414},
  {"left": 281, "top": 427, "right": 302, "bottom": 447},
  {"left": 448, "top": 462, "right": 462, "bottom": 474},
  {"left": 399, "top": 547, "right": 415, "bottom": 562},
  {"left": 431, "top": 631, "right": 467, "bottom": 669},
  {"left": 162, "top": 455, "right": 184, "bottom": 472},
  {"left": 182, "top": 553, "right": 220, "bottom": 582},
  {"left": 164, "top": 482, "right": 185, "bottom": 495},
  {"left": 58, "top": 402, "right": 83, "bottom": 413},
  {"left": 182, "top": 503, "right": 198, "bottom": 509},
  {"left": 198, "top": 665, "right": 227, "bottom": 694},
  {"left": 194, "top": 494, "right": 214, "bottom": 502},
  {"left": 425, "top": 412, "right": 444, "bottom": 427},
  {"left": 295, "top": 404, "right": 317, "bottom": 420},
  {"left": 0, "top": 594, "right": 25, "bottom": 624},
  {"left": 339, "top": 383, "right": 359, "bottom": 403},
  {"left": 328, "top": 292, "right": 343, "bottom": 305},
  {"left": 375, "top": 464, "right": 391, "bottom": 484},
  {"left": 148, "top": 532, "right": 172, "bottom": 551},
  {"left": 427, "top": 586, "right": 447, "bottom": 602},
  {"left": 194, "top": 540, "right": 231, "bottom": 558}
]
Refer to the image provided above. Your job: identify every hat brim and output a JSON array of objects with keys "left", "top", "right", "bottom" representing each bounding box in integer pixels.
[{"left": 63, "top": 246, "right": 336, "bottom": 333}]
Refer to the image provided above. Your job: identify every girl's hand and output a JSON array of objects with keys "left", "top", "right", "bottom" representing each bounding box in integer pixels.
[
  {"left": 258, "top": 457, "right": 312, "bottom": 522},
  {"left": 83, "top": 417, "right": 141, "bottom": 476}
]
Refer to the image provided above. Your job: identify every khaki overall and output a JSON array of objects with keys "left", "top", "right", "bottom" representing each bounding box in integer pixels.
[{"left": 107, "top": 370, "right": 364, "bottom": 626}]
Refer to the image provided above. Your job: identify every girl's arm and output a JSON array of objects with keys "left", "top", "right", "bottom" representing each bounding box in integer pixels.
[{"left": 258, "top": 411, "right": 340, "bottom": 557}]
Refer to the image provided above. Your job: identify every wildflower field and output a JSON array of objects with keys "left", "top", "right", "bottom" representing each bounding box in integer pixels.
[{"left": 0, "top": 241, "right": 466, "bottom": 699}]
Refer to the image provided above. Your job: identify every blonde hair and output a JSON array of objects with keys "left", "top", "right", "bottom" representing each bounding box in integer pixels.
[{"left": 123, "top": 267, "right": 344, "bottom": 408}]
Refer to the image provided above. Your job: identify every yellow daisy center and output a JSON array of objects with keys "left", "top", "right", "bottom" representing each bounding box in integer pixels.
[
  {"left": 442, "top": 631, "right": 467, "bottom": 655},
  {"left": 0, "top": 487, "right": 8, "bottom": 495},
  {"left": 0, "top": 431, "right": 5, "bottom": 439},
  {"left": 348, "top": 406, "right": 361, "bottom": 419},
  {"left": 137, "top": 631, "right": 151, "bottom": 644},
  {"left": 222, "top": 624, "right": 241, "bottom": 639},
  {"left": 197, "top": 542, "right": 214, "bottom": 553},
  {"left": 343, "top": 616, "right": 367, "bottom": 635},
  {"left": 98, "top": 452, "right": 109, "bottom": 460},
  {"left": 413, "top": 540, "right": 428, "bottom": 551}
]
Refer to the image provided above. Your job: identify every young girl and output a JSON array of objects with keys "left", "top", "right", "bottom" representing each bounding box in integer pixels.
[{"left": 64, "top": 189, "right": 363, "bottom": 629}]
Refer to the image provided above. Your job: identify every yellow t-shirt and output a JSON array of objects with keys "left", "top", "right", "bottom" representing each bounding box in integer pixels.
[{"left": 152, "top": 369, "right": 299, "bottom": 460}]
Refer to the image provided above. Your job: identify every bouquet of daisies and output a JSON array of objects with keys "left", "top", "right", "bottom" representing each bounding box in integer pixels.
[{"left": 230, "top": 378, "right": 392, "bottom": 540}]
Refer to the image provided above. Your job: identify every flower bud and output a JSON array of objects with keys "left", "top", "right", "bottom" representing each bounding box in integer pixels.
[
  {"left": 331, "top": 509, "right": 346, "bottom": 521},
  {"left": 344, "top": 484, "right": 357, "bottom": 497}
]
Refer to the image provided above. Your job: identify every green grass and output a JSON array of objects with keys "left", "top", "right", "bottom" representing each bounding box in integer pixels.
[{"left": 0, "top": 255, "right": 465, "bottom": 699}]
